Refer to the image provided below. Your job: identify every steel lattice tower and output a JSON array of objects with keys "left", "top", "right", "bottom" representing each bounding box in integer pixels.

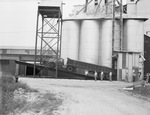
[{"left": 34, "top": 5, "right": 62, "bottom": 77}]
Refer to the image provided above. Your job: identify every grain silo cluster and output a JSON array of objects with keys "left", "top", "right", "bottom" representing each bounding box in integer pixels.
[{"left": 61, "top": 0, "right": 147, "bottom": 82}]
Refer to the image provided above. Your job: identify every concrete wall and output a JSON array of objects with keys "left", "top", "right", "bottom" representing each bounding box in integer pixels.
[
  {"left": 19, "top": 64, "right": 26, "bottom": 76},
  {"left": 0, "top": 48, "right": 52, "bottom": 76},
  {"left": 117, "top": 52, "right": 141, "bottom": 82},
  {"left": 0, "top": 60, "right": 16, "bottom": 75},
  {"left": 0, "top": 49, "right": 53, "bottom": 56}
]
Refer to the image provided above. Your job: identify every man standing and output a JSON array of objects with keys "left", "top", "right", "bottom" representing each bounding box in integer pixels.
[{"left": 125, "top": 71, "right": 128, "bottom": 82}]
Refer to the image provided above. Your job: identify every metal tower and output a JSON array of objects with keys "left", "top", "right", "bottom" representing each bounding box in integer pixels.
[
  {"left": 34, "top": 5, "right": 62, "bottom": 77},
  {"left": 104, "top": 0, "right": 123, "bottom": 69},
  {"left": 111, "top": 0, "right": 123, "bottom": 51}
]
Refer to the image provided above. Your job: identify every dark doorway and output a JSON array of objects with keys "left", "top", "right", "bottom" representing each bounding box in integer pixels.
[{"left": 26, "top": 66, "right": 40, "bottom": 75}]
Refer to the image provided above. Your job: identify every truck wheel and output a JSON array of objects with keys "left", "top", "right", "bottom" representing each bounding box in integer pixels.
[{"left": 67, "top": 65, "right": 74, "bottom": 72}]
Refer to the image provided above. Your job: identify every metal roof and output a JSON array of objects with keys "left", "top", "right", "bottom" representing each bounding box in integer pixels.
[{"left": 38, "top": 6, "right": 62, "bottom": 18}]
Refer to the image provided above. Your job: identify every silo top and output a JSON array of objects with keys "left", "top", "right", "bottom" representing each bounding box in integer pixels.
[{"left": 63, "top": 14, "right": 148, "bottom": 21}]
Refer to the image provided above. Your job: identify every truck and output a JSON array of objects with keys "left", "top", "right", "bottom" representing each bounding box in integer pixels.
[
  {"left": 65, "top": 58, "right": 117, "bottom": 80},
  {"left": 46, "top": 58, "right": 64, "bottom": 69}
]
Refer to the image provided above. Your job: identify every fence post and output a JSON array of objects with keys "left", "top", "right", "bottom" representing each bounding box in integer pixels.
[{"left": 109, "top": 72, "right": 112, "bottom": 82}]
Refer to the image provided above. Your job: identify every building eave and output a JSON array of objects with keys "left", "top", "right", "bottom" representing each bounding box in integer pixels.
[{"left": 63, "top": 14, "right": 148, "bottom": 21}]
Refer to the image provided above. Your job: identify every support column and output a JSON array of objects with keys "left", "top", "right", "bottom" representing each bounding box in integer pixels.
[
  {"left": 40, "top": 17, "right": 44, "bottom": 64},
  {"left": 34, "top": 11, "right": 39, "bottom": 77},
  {"left": 112, "top": 0, "right": 115, "bottom": 52},
  {"left": 15, "top": 63, "right": 19, "bottom": 75},
  {"left": 120, "top": 0, "right": 123, "bottom": 51}
]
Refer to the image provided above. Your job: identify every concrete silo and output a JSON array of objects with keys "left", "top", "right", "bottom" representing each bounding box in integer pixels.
[
  {"left": 123, "top": 19, "right": 144, "bottom": 82},
  {"left": 123, "top": 20, "right": 144, "bottom": 52},
  {"left": 79, "top": 20, "right": 100, "bottom": 64},
  {"left": 113, "top": 20, "right": 121, "bottom": 51},
  {"left": 99, "top": 19, "right": 112, "bottom": 68},
  {"left": 59, "top": 0, "right": 148, "bottom": 82},
  {"left": 61, "top": 21, "right": 69, "bottom": 63},
  {"left": 61, "top": 20, "right": 80, "bottom": 64},
  {"left": 116, "top": 18, "right": 146, "bottom": 82},
  {"left": 99, "top": 18, "right": 120, "bottom": 68}
]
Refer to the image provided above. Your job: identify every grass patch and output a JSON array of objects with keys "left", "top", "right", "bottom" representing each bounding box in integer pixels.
[
  {"left": 0, "top": 73, "right": 38, "bottom": 115},
  {"left": 0, "top": 73, "right": 63, "bottom": 115},
  {"left": 127, "top": 85, "right": 150, "bottom": 101},
  {"left": 20, "top": 93, "right": 63, "bottom": 115}
]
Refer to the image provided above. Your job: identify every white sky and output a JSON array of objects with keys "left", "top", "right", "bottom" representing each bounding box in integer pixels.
[
  {"left": 0, "top": 0, "right": 86, "bottom": 48},
  {"left": 0, "top": 0, "right": 125, "bottom": 48}
]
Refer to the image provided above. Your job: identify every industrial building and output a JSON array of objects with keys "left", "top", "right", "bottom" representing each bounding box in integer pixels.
[
  {"left": 0, "top": 0, "right": 150, "bottom": 82},
  {"left": 0, "top": 46, "right": 52, "bottom": 76},
  {"left": 61, "top": 0, "right": 149, "bottom": 82}
]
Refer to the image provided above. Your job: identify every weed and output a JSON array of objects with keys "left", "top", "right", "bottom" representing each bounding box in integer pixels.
[
  {"left": 0, "top": 73, "right": 37, "bottom": 114},
  {"left": 0, "top": 73, "right": 63, "bottom": 115},
  {"left": 127, "top": 85, "right": 150, "bottom": 101}
]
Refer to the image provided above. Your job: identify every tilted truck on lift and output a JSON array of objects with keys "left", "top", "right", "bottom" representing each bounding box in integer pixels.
[
  {"left": 47, "top": 58, "right": 64, "bottom": 69},
  {"left": 65, "top": 58, "right": 117, "bottom": 80},
  {"left": 15, "top": 58, "right": 116, "bottom": 80}
]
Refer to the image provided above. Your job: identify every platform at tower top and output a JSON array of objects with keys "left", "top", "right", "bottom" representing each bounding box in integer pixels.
[{"left": 38, "top": 0, "right": 62, "bottom": 18}]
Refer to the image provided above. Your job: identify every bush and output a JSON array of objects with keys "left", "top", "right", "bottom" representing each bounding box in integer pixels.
[
  {"left": 0, "top": 73, "right": 63, "bottom": 115},
  {"left": 0, "top": 73, "right": 37, "bottom": 114},
  {"left": 128, "top": 85, "right": 150, "bottom": 101},
  {"left": 0, "top": 73, "right": 14, "bottom": 114}
]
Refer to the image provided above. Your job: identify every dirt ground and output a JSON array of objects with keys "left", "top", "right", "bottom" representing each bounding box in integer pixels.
[{"left": 20, "top": 77, "right": 150, "bottom": 115}]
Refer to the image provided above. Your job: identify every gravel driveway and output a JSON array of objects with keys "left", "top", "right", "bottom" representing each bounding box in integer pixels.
[{"left": 20, "top": 78, "right": 150, "bottom": 115}]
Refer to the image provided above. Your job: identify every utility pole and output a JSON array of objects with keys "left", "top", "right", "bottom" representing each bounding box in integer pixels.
[
  {"left": 34, "top": 11, "right": 39, "bottom": 77},
  {"left": 120, "top": 0, "right": 123, "bottom": 51},
  {"left": 112, "top": 0, "right": 115, "bottom": 52},
  {"left": 84, "top": 0, "right": 88, "bottom": 13}
]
